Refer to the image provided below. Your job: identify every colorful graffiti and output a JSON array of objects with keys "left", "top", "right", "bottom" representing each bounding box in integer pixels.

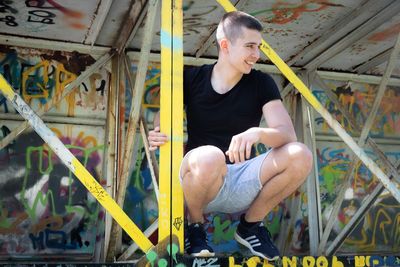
[
  {"left": 0, "top": 126, "right": 104, "bottom": 259},
  {"left": 317, "top": 142, "right": 400, "bottom": 253},
  {"left": 0, "top": 48, "right": 108, "bottom": 116},
  {"left": 250, "top": 0, "right": 343, "bottom": 25},
  {"left": 143, "top": 246, "right": 400, "bottom": 267},
  {"left": 0, "top": 0, "right": 86, "bottom": 30},
  {"left": 313, "top": 81, "right": 400, "bottom": 138},
  {"left": 126, "top": 62, "right": 161, "bottom": 125}
]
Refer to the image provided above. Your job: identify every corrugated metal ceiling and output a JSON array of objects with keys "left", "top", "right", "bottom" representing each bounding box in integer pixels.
[{"left": 0, "top": 0, "right": 399, "bottom": 77}]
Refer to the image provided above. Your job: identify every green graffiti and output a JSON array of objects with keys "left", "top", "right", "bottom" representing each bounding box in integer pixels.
[
  {"left": 158, "top": 259, "right": 168, "bottom": 267},
  {"left": 213, "top": 216, "right": 236, "bottom": 244},
  {"left": 267, "top": 212, "right": 281, "bottom": 236},
  {"left": 19, "top": 144, "right": 104, "bottom": 220},
  {"left": 146, "top": 250, "right": 158, "bottom": 267},
  {"left": 145, "top": 242, "right": 186, "bottom": 266}
]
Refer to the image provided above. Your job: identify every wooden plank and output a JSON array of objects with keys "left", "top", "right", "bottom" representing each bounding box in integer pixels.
[{"left": 107, "top": 0, "right": 160, "bottom": 260}]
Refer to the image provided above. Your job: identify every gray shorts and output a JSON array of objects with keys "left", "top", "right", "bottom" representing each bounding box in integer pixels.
[{"left": 179, "top": 150, "right": 271, "bottom": 214}]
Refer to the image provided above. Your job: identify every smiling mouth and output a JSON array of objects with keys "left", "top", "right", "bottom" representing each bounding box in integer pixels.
[{"left": 245, "top": 60, "right": 255, "bottom": 66}]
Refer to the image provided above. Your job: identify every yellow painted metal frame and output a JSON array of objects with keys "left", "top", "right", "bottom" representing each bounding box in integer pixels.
[{"left": 159, "top": 0, "right": 185, "bottom": 252}]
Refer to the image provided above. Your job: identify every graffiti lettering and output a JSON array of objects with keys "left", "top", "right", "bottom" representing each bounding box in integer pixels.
[
  {"left": 212, "top": 216, "right": 235, "bottom": 244},
  {"left": 27, "top": 9, "right": 55, "bottom": 24},
  {"left": 0, "top": 15, "right": 17, "bottom": 26},
  {"left": 192, "top": 257, "right": 219, "bottom": 267},
  {"left": 0, "top": 0, "right": 17, "bottom": 14},
  {"left": 25, "top": 0, "right": 85, "bottom": 29}
]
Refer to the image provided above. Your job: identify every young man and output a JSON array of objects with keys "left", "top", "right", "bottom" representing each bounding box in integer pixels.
[{"left": 148, "top": 11, "right": 312, "bottom": 260}]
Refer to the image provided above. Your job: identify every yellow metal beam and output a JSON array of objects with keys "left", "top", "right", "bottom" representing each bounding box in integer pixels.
[
  {"left": 171, "top": 0, "right": 185, "bottom": 252},
  {"left": 159, "top": 0, "right": 184, "bottom": 253},
  {"left": 159, "top": 0, "right": 173, "bottom": 242}
]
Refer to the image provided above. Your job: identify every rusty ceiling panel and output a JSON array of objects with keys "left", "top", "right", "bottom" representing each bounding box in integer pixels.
[
  {"left": 0, "top": 0, "right": 102, "bottom": 43},
  {"left": 0, "top": 0, "right": 398, "bottom": 75},
  {"left": 95, "top": 0, "right": 135, "bottom": 47},
  {"left": 321, "top": 14, "right": 400, "bottom": 72}
]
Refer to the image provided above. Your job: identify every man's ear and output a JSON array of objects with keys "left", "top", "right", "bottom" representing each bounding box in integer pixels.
[{"left": 219, "top": 38, "right": 229, "bottom": 51}]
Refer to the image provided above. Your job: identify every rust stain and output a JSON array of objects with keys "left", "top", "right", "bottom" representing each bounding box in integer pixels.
[
  {"left": 42, "top": 51, "right": 95, "bottom": 75},
  {"left": 368, "top": 23, "right": 400, "bottom": 42}
]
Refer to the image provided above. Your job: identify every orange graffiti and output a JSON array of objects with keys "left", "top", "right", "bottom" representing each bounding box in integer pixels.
[
  {"left": 269, "top": 0, "right": 339, "bottom": 25},
  {"left": 368, "top": 23, "right": 400, "bottom": 42},
  {"left": 0, "top": 211, "right": 28, "bottom": 234},
  {"left": 31, "top": 215, "right": 63, "bottom": 235}
]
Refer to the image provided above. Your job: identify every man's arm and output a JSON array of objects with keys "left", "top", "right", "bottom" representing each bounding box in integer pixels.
[
  {"left": 148, "top": 111, "right": 168, "bottom": 151},
  {"left": 258, "top": 99, "right": 297, "bottom": 147},
  {"left": 226, "top": 100, "right": 296, "bottom": 163}
]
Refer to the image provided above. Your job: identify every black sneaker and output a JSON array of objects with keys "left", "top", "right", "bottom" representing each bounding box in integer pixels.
[
  {"left": 234, "top": 217, "right": 280, "bottom": 261},
  {"left": 185, "top": 223, "right": 215, "bottom": 257}
]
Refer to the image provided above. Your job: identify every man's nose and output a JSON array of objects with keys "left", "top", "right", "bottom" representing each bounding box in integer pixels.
[{"left": 253, "top": 47, "right": 260, "bottom": 60}]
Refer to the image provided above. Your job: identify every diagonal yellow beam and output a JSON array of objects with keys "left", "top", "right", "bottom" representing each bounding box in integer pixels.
[
  {"left": 216, "top": 0, "right": 400, "bottom": 204},
  {"left": 0, "top": 74, "right": 154, "bottom": 253}
]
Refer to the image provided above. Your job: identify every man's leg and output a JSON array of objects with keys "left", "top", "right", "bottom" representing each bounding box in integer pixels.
[
  {"left": 235, "top": 141, "right": 312, "bottom": 260},
  {"left": 181, "top": 145, "right": 227, "bottom": 223},
  {"left": 180, "top": 145, "right": 227, "bottom": 256},
  {"left": 246, "top": 141, "right": 313, "bottom": 221}
]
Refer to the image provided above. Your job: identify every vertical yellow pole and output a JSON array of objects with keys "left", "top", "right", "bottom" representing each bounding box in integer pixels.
[
  {"left": 159, "top": 0, "right": 184, "bottom": 253},
  {"left": 159, "top": 0, "right": 173, "bottom": 242},
  {"left": 171, "top": 0, "right": 185, "bottom": 252}
]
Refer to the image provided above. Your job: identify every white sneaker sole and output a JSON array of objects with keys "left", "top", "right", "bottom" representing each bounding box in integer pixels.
[
  {"left": 234, "top": 231, "right": 279, "bottom": 261},
  {"left": 190, "top": 249, "right": 215, "bottom": 257}
]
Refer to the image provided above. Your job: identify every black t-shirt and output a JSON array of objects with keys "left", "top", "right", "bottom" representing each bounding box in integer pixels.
[{"left": 183, "top": 63, "right": 281, "bottom": 157}]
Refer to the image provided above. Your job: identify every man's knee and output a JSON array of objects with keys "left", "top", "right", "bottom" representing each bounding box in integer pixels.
[
  {"left": 184, "top": 145, "right": 226, "bottom": 184},
  {"left": 287, "top": 142, "right": 313, "bottom": 178}
]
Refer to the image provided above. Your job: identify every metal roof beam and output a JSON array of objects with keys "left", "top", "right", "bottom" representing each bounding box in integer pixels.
[
  {"left": 0, "top": 34, "right": 110, "bottom": 56},
  {"left": 114, "top": 0, "right": 148, "bottom": 53},
  {"left": 353, "top": 47, "right": 393, "bottom": 74},
  {"left": 287, "top": 0, "right": 390, "bottom": 66},
  {"left": 84, "top": 0, "right": 113, "bottom": 46},
  {"left": 304, "top": 1, "right": 400, "bottom": 71}
]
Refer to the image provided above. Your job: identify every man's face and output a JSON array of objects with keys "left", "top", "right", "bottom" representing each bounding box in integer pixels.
[{"left": 227, "top": 27, "right": 262, "bottom": 74}]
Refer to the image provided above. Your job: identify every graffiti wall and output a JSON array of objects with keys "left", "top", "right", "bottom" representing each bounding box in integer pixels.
[
  {"left": 317, "top": 141, "right": 400, "bottom": 254},
  {"left": 0, "top": 121, "right": 106, "bottom": 260},
  {"left": 0, "top": 45, "right": 109, "bottom": 261},
  {"left": 312, "top": 80, "right": 400, "bottom": 254},
  {"left": 313, "top": 80, "right": 400, "bottom": 138},
  {"left": 0, "top": 46, "right": 109, "bottom": 118}
]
